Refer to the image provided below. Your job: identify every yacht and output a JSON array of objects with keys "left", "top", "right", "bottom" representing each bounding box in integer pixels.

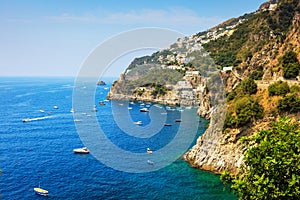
[{"left": 73, "top": 147, "right": 90, "bottom": 154}]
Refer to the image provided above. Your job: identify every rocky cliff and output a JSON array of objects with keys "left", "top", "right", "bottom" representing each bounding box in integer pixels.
[{"left": 108, "top": 0, "right": 300, "bottom": 175}]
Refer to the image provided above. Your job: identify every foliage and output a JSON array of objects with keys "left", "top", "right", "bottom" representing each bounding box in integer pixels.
[
  {"left": 268, "top": 81, "right": 290, "bottom": 96},
  {"left": 151, "top": 84, "right": 167, "bottom": 97},
  {"left": 249, "top": 66, "right": 264, "bottom": 80},
  {"left": 280, "top": 51, "right": 300, "bottom": 79},
  {"left": 277, "top": 93, "right": 300, "bottom": 114},
  {"left": 224, "top": 97, "right": 264, "bottom": 128},
  {"left": 267, "top": 0, "right": 299, "bottom": 34},
  {"left": 221, "top": 117, "right": 300, "bottom": 200},
  {"left": 235, "top": 97, "right": 264, "bottom": 126},
  {"left": 226, "top": 91, "right": 236, "bottom": 101},
  {"left": 239, "top": 78, "right": 258, "bottom": 95},
  {"left": 290, "top": 85, "right": 300, "bottom": 93}
]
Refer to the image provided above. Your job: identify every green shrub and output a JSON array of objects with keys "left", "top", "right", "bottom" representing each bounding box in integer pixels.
[
  {"left": 226, "top": 91, "right": 236, "bottom": 101},
  {"left": 238, "top": 78, "right": 258, "bottom": 95},
  {"left": 280, "top": 51, "right": 300, "bottom": 79},
  {"left": 268, "top": 81, "right": 290, "bottom": 96},
  {"left": 221, "top": 117, "right": 300, "bottom": 199},
  {"left": 249, "top": 66, "right": 264, "bottom": 80},
  {"left": 224, "top": 97, "right": 264, "bottom": 128},
  {"left": 277, "top": 93, "right": 300, "bottom": 113},
  {"left": 235, "top": 97, "right": 264, "bottom": 126},
  {"left": 290, "top": 85, "right": 300, "bottom": 93},
  {"left": 224, "top": 112, "right": 237, "bottom": 128}
]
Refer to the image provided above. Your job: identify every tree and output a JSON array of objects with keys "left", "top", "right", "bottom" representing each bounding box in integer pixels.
[
  {"left": 240, "top": 78, "right": 258, "bottom": 95},
  {"left": 235, "top": 97, "right": 263, "bottom": 126},
  {"left": 224, "top": 97, "right": 264, "bottom": 128},
  {"left": 221, "top": 117, "right": 300, "bottom": 199},
  {"left": 277, "top": 93, "right": 300, "bottom": 113},
  {"left": 268, "top": 81, "right": 290, "bottom": 96},
  {"left": 281, "top": 51, "right": 300, "bottom": 79}
]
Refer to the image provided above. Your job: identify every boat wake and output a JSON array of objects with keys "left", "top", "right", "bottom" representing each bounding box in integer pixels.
[{"left": 22, "top": 116, "right": 53, "bottom": 122}]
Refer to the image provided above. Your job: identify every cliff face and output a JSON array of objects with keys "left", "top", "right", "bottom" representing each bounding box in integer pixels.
[
  {"left": 185, "top": 0, "right": 300, "bottom": 175},
  {"left": 108, "top": 0, "right": 300, "bottom": 175}
]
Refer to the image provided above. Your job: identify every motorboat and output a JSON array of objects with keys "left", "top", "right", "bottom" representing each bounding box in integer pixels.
[
  {"left": 164, "top": 123, "right": 172, "bottom": 126},
  {"left": 73, "top": 147, "right": 90, "bottom": 154},
  {"left": 134, "top": 121, "right": 142, "bottom": 125},
  {"left": 175, "top": 119, "right": 182, "bottom": 122},
  {"left": 99, "top": 101, "right": 105, "bottom": 106},
  {"left": 140, "top": 108, "right": 149, "bottom": 112},
  {"left": 147, "top": 148, "right": 153, "bottom": 154},
  {"left": 22, "top": 118, "right": 30, "bottom": 123},
  {"left": 53, "top": 106, "right": 59, "bottom": 109}
]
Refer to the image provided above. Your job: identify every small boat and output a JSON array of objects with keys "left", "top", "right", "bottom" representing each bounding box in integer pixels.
[
  {"left": 34, "top": 183, "right": 48, "bottom": 196},
  {"left": 99, "top": 101, "right": 105, "bottom": 106},
  {"left": 140, "top": 108, "right": 149, "bottom": 112},
  {"left": 92, "top": 105, "right": 98, "bottom": 112},
  {"left": 134, "top": 121, "right": 142, "bottom": 125},
  {"left": 147, "top": 148, "right": 153, "bottom": 154},
  {"left": 53, "top": 106, "right": 59, "bottom": 109},
  {"left": 22, "top": 118, "right": 30, "bottom": 123},
  {"left": 39, "top": 109, "right": 45, "bottom": 113},
  {"left": 128, "top": 107, "right": 132, "bottom": 110},
  {"left": 164, "top": 123, "right": 172, "bottom": 126},
  {"left": 70, "top": 108, "right": 74, "bottom": 113},
  {"left": 74, "top": 119, "right": 82, "bottom": 122},
  {"left": 73, "top": 147, "right": 90, "bottom": 154},
  {"left": 175, "top": 119, "right": 182, "bottom": 122},
  {"left": 147, "top": 160, "right": 154, "bottom": 165}
]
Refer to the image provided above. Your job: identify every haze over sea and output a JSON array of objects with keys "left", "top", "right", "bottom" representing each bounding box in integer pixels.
[{"left": 0, "top": 77, "right": 236, "bottom": 199}]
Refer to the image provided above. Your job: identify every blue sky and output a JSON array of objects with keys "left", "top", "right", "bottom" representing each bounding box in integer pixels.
[{"left": 0, "top": 0, "right": 266, "bottom": 77}]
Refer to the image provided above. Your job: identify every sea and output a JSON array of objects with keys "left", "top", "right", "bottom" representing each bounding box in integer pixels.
[{"left": 0, "top": 77, "right": 236, "bottom": 200}]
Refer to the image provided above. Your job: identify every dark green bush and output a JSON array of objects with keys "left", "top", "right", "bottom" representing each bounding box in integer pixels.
[
  {"left": 277, "top": 93, "right": 300, "bottom": 113},
  {"left": 239, "top": 78, "right": 258, "bottom": 95},
  {"left": 268, "top": 81, "right": 290, "bottom": 96},
  {"left": 280, "top": 51, "right": 300, "bottom": 79}
]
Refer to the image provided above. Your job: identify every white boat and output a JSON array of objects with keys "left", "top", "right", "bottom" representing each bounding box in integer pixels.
[
  {"left": 128, "top": 107, "right": 133, "bottom": 110},
  {"left": 92, "top": 105, "right": 98, "bottom": 112},
  {"left": 73, "top": 147, "right": 90, "bottom": 154},
  {"left": 53, "top": 106, "right": 59, "bottom": 109},
  {"left": 22, "top": 118, "right": 30, "bottom": 123},
  {"left": 34, "top": 183, "right": 48, "bottom": 196},
  {"left": 147, "top": 148, "right": 153, "bottom": 154},
  {"left": 140, "top": 108, "right": 149, "bottom": 112},
  {"left": 70, "top": 108, "right": 74, "bottom": 113},
  {"left": 74, "top": 119, "right": 82, "bottom": 122},
  {"left": 39, "top": 109, "right": 45, "bottom": 113},
  {"left": 134, "top": 121, "right": 142, "bottom": 125}
]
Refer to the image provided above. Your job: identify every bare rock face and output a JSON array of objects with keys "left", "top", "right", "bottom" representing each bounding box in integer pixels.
[{"left": 185, "top": 106, "right": 245, "bottom": 175}]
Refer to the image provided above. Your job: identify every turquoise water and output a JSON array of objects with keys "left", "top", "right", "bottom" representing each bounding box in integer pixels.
[{"left": 0, "top": 77, "right": 236, "bottom": 199}]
